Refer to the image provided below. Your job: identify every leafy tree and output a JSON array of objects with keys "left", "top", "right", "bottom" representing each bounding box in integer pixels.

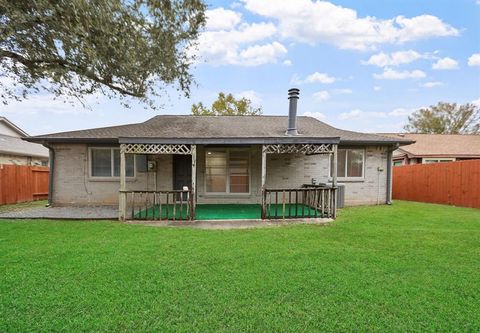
[
  {"left": 0, "top": 0, "right": 206, "bottom": 107},
  {"left": 191, "top": 92, "right": 262, "bottom": 116},
  {"left": 404, "top": 102, "right": 480, "bottom": 134}
]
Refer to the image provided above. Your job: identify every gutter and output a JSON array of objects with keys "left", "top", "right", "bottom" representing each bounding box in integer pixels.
[
  {"left": 386, "top": 143, "right": 400, "bottom": 205},
  {"left": 44, "top": 143, "right": 55, "bottom": 206}
]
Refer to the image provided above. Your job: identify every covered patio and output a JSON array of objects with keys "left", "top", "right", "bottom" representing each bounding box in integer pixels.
[{"left": 118, "top": 140, "right": 340, "bottom": 222}]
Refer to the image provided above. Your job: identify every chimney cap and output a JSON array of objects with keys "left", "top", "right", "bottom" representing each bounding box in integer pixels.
[{"left": 288, "top": 88, "right": 300, "bottom": 98}]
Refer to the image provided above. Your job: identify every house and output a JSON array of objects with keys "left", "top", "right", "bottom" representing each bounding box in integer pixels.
[
  {"left": 25, "top": 89, "right": 412, "bottom": 221},
  {"left": 382, "top": 133, "right": 480, "bottom": 166},
  {"left": 0, "top": 117, "right": 49, "bottom": 166}
]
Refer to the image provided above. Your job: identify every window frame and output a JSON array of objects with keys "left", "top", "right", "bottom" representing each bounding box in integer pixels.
[
  {"left": 422, "top": 157, "right": 455, "bottom": 164},
  {"left": 329, "top": 148, "right": 365, "bottom": 181},
  {"left": 204, "top": 148, "right": 251, "bottom": 195},
  {"left": 88, "top": 147, "right": 136, "bottom": 180}
]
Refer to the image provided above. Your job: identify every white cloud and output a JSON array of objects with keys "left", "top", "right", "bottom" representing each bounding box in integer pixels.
[
  {"left": 420, "top": 81, "right": 444, "bottom": 88},
  {"left": 193, "top": 16, "right": 287, "bottom": 66},
  {"left": 303, "top": 111, "right": 326, "bottom": 120},
  {"left": 389, "top": 108, "right": 414, "bottom": 116},
  {"left": 312, "top": 90, "right": 330, "bottom": 101},
  {"left": 332, "top": 88, "right": 352, "bottom": 94},
  {"left": 373, "top": 86, "right": 381, "bottom": 91},
  {"left": 282, "top": 59, "right": 292, "bottom": 66},
  {"left": 363, "top": 50, "right": 424, "bottom": 67},
  {"left": 243, "top": 0, "right": 459, "bottom": 51},
  {"left": 205, "top": 8, "right": 242, "bottom": 30},
  {"left": 291, "top": 72, "right": 336, "bottom": 84},
  {"left": 1, "top": 94, "right": 93, "bottom": 115},
  {"left": 235, "top": 90, "right": 262, "bottom": 104},
  {"left": 238, "top": 42, "right": 287, "bottom": 66},
  {"left": 339, "top": 109, "right": 386, "bottom": 120},
  {"left": 374, "top": 68, "right": 426, "bottom": 80},
  {"left": 468, "top": 53, "right": 480, "bottom": 66},
  {"left": 432, "top": 57, "right": 458, "bottom": 70}
]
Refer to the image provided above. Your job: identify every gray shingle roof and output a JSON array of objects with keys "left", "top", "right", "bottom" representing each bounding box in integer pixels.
[
  {"left": 26, "top": 115, "right": 412, "bottom": 146},
  {"left": 0, "top": 134, "right": 49, "bottom": 158}
]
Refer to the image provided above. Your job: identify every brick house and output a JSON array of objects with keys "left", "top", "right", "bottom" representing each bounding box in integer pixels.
[
  {"left": 0, "top": 117, "right": 49, "bottom": 166},
  {"left": 25, "top": 89, "right": 411, "bottom": 221},
  {"left": 383, "top": 133, "right": 480, "bottom": 166}
]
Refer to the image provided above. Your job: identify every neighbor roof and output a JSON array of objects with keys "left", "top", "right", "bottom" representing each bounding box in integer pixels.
[
  {"left": 0, "top": 116, "right": 29, "bottom": 137},
  {"left": 0, "top": 134, "right": 49, "bottom": 158},
  {"left": 382, "top": 133, "right": 480, "bottom": 158},
  {"left": 25, "top": 115, "right": 412, "bottom": 146}
]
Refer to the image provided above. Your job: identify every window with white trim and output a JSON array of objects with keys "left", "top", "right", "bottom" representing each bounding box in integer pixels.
[
  {"left": 205, "top": 150, "right": 249, "bottom": 194},
  {"left": 330, "top": 148, "right": 364, "bottom": 179},
  {"left": 90, "top": 148, "right": 134, "bottom": 178},
  {"left": 422, "top": 158, "right": 455, "bottom": 164}
]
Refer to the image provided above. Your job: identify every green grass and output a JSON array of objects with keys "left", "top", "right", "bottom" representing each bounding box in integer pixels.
[
  {"left": 135, "top": 203, "right": 319, "bottom": 220},
  {"left": 0, "top": 199, "right": 47, "bottom": 213},
  {"left": 1, "top": 201, "right": 479, "bottom": 332}
]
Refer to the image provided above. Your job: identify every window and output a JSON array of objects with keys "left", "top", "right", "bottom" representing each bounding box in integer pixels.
[
  {"left": 41, "top": 160, "right": 48, "bottom": 167},
  {"left": 330, "top": 148, "right": 364, "bottom": 179},
  {"left": 423, "top": 158, "right": 455, "bottom": 164},
  {"left": 393, "top": 161, "right": 403, "bottom": 167},
  {"left": 90, "top": 148, "right": 134, "bottom": 178},
  {"left": 205, "top": 150, "right": 249, "bottom": 194}
]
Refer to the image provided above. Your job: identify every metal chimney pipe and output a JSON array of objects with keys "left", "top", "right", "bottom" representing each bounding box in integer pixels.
[{"left": 286, "top": 88, "right": 300, "bottom": 136}]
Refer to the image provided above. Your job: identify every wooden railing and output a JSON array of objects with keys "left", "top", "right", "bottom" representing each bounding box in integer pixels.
[
  {"left": 262, "top": 187, "right": 336, "bottom": 219},
  {"left": 122, "top": 190, "right": 194, "bottom": 221}
]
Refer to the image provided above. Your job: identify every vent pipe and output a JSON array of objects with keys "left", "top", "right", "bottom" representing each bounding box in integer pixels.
[{"left": 286, "top": 88, "right": 300, "bottom": 136}]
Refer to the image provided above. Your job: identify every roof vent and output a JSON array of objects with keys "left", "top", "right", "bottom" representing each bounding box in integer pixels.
[{"left": 286, "top": 88, "right": 300, "bottom": 136}]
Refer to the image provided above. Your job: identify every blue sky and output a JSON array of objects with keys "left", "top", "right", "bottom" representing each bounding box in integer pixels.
[{"left": 2, "top": 0, "right": 480, "bottom": 135}]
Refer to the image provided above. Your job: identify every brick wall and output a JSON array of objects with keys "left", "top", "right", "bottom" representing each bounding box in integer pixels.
[{"left": 52, "top": 144, "right": 388, "bottom": 206}]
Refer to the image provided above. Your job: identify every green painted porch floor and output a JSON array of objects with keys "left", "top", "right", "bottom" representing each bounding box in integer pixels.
[{"left": 134, "top": 204, "right": 319, "bottom": 220}]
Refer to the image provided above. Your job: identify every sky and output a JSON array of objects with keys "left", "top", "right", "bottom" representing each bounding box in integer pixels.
[{"left": 2, "top": 0, "right": 480, "bottom": 135}]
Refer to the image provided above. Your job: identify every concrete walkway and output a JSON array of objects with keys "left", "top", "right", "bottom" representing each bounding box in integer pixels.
[
  {"left": 0, "top": 206, "right": 332, "bottom": 229},
  {"left": 127, "top": 218, "right": 332, "bottom": 229},
  {"left": 0, "top": 206, "right": 118, "bottom": 220}
]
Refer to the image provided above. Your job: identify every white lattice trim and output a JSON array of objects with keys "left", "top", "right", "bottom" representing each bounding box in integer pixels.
[
  {"left": 120, "top": 143, "right": 192, "bottom": 154},
  {"left": 263, "top": 144, "right": 334, "bottom": 154}
]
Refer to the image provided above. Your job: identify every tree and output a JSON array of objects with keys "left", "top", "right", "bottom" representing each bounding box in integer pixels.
[
  {"left": 404, "top": 102, "right": 480, "bottom": 134},
  {"left": 0, "top": 0, "right": 206, "bottom": 108},
  {"left": 191, "top": 92, "right": 262, "bottom": 116}
]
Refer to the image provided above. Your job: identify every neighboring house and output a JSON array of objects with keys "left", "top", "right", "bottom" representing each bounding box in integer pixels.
[
  {"left": 25, "top": 89, "right": 411, "bottom": 220},
  {"left": 0, "top": 117, "right": 49, "bottom": 166},
  {"left": 382, "top": 133, "right": 480, "bottom": 166}
]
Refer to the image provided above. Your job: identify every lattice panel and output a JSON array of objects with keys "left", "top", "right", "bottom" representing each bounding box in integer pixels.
[
  {"left": 121, "top": 143, "right": 192, "bottom": 154},
  {"left": 263, "top": 144, "right": 334, "bottom": 154}
]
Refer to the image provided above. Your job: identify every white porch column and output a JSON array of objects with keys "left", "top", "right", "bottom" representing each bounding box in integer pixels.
[
  {"left": 118, "top": 146, "right": 127, "bottom": 221},
  {"left": 332, "top": 144, "right": 338, "bottom": 187},
  {"left": 332, "top": 144, "right": 338, "bottom": 218},
  {"left": 191, "top": 145, "right": 197, "bottom": 220},
  {"left": 261, "top": 145, "right": 267, "bottom": 219}
]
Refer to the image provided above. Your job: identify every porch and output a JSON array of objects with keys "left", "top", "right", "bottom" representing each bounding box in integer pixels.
[{"left": 118, "top": 141, "right": 339, "bottom": 222}]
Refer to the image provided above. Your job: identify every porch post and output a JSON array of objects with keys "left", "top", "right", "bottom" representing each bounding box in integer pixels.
[
  {"left": 332, "top": 144, "right": 338, "bottom": 187},
  {"left": 119, "top": 146, "right": 127, "bottom": 221},
  {"left": 261, "top": 145, "right": 267, "bottom": 219},
  {"left": 191, "top": 144, "right": 196, "bottom": 220},
  {"left": 332, "top": 144, "right": 338, "bottom": 218}
]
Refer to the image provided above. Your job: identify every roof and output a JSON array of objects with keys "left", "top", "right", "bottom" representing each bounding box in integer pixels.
[
  {"left": 25, "top": 115, "right": 412, "bottom": 146},
  {"left": 0, "top": 117, "right": 29, "bottom": 137},
  {"left": 382, "top": 133, "right": 480, "bottom": 158},
  {"left": 0, "top": 134, "right": 49, "bottom": 158}
]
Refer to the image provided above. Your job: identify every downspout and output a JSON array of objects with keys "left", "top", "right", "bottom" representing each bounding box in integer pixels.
[
  {"left": 386, "top": 143, "right": 399, "bottom": 205},
  {"left": 44, "top": 142, "right": 55, "bottom": 207}
]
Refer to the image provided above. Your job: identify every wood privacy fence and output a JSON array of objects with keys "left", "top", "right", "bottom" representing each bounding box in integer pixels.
[
  {"left": 0, "top": 164, "right": 49, "bottom": 205},
  {"left": 393, "top": 160, "right": 480, "bottom": 208}
]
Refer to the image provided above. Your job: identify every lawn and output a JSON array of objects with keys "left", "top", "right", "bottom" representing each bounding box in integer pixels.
[{"left": 1, "top": 201, "right": 479, "bottom": 332}]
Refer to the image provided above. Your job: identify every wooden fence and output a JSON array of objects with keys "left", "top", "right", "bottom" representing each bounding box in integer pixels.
[
  {"left": 0, "top": 164, "right": 49, "bottom": 205},
  {"left": 393, "top": 160, "right": 480, "bottom": 208}
]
